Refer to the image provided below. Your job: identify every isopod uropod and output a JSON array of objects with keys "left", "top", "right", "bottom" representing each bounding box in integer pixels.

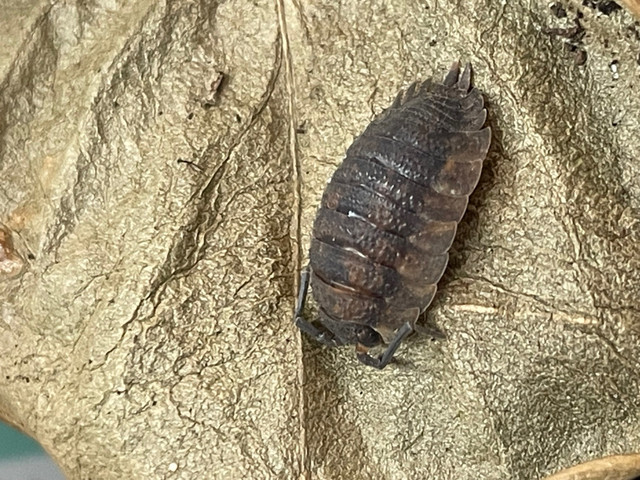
[{"left": 294, "top": 62, "right": 491, "bottom": 369}]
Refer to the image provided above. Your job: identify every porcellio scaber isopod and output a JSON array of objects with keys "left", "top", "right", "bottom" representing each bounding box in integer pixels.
[{"left": 294, "top": 62, "right": 491, "bottom": 369}]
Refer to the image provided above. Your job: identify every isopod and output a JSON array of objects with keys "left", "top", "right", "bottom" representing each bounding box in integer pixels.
[{"left": 294, "top": 62, "right": 491, "bottom": 369}]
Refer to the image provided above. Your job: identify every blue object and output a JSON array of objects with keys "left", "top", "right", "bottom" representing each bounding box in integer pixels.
[{"left": 0, "top": 422, "right": 66, "bottom": 479}]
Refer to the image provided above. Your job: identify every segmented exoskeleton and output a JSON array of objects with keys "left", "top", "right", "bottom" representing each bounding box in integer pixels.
[{"left": 295, "top": 62, "right": 491, "bottom": 369}]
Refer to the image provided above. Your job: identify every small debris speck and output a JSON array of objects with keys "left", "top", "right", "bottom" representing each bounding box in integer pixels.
[
  {"left": 574, "top": 49, "right": 587, "bottom": 65},
  {"left": 169, "top": 462, "right": 178, "bottom": 472},
  {"left": 610, "top": 60, "right": 619, "bottom": 79}
]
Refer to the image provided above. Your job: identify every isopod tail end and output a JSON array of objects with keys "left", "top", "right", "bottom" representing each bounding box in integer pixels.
[
  {"left": 443, "top": 60, "right": 461, "bottom": 87},
  {"left": 390, "top": 89, "right": 404, "bottom": 108},
  {"left": 457, "top": 62, "right": 472, "bottom": 91}
]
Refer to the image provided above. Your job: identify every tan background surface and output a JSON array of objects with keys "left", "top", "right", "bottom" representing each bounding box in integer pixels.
[{"left": 1, "top": 0, "right": 640, "bottom": 479}]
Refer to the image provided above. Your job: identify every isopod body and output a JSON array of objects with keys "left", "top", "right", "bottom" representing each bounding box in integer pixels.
[{"left": 294, "top": 62, "right": 491, "bottom": 369}]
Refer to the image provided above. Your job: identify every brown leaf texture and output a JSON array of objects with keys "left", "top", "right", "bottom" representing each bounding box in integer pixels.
[
  {"left": 1, "top": 1, "right": 640, "bottom": 479},
  {"left": 543, "top": 453, "right": 640, "bottom": 480},
  {"left": 618, "top": 0, "right": 640, "bottom": 18}
]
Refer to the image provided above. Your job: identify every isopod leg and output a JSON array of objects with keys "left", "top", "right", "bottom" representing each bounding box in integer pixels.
[
  {"left": 294, "top": 265, "right": 311, "bottom": 318},
  {"left": 294, "top": 265, "right": 340, "bottom": 347},
  {"left": 414, "top": 323, "right": 446, "bottom": 340},
  {"left": 356, "top": 322, "right": 414, "bottom": 369}
]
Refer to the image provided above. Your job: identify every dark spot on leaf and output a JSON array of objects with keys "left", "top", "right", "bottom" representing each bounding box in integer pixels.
[
  {"left": 582, "top": 0, "right": 621, "bottom": 15},
  {"left": 598, "top": 1, "right": 621, "bottom": 14},
  {"left": 550, "top": 3, "right": 567, "bottom": 18}
]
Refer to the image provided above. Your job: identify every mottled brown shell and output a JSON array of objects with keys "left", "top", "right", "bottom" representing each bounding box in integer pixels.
[{"left": 309, "top": 62, "right": 491, "bottom": 345}]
